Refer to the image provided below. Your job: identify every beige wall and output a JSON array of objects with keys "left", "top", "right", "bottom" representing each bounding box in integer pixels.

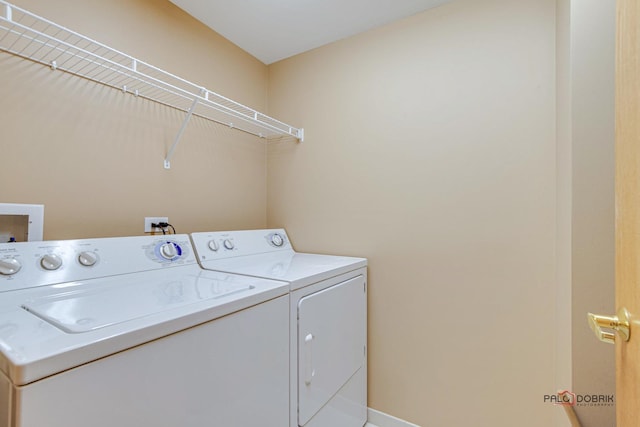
[
  {"left": 1, "top": 0, "right": 270, "bottom": 239},
  {"left": 267, "top": 0, "right": 557, "bottom": 425},
  {"left": 569, "top": 0, "right": 616, "bottom": 425},
  {"left": 556, "top": 1, "right": 616, "bottom": 425},
  {"left": 555, "top": 2, "right": 572, "bottom": 426}
]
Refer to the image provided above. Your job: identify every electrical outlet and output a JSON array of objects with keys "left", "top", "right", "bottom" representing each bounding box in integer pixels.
[{"left": 144, "top": 217, "right": 168, "bottom": 233}]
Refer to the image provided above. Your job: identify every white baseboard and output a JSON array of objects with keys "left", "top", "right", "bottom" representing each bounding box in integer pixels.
[{"left": 367, "top": 408, "right": 421, "bottom": 427}]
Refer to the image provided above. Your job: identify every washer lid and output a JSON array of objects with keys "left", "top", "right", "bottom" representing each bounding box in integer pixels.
[
  {"left": 200, "top": 252, "right": 367, "bottom": 290},
  {"left": 22, "top": 275, "right": 253, "bottom": 333}
]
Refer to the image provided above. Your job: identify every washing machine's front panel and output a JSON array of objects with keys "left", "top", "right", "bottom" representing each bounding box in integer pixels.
[
  {"left": 13, "top": 295, "right": 290, "bottom": 427},
  {"left": 297, "top": 275, "right": 366, "bottom": 426}
]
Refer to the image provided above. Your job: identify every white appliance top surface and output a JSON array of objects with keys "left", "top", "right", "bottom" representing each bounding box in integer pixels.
[
  {"left": 191, "top": 230, "right": 367, "bottom": 290},
  {"left": 0, "top": 235, "right": 288, "bottom": 385},
  {"left": 22, "top": 269, "right": 255, "bottom": 333}
]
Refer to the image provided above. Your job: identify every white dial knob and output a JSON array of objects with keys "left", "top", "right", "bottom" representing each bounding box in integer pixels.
[
  {"left": 0, "top": 258, "right": 21, "bottom": 275},
  {"left": 271, "top": 234, "right": 284, "bottom": 247},
  {"left": 160, "top": 243, "right": 178, "bottom": 260},
  {"left": 223, "top": 239, "right": 234, "bottom": 250},
  {"left": 78, "top": 251, "right": 98, "bottom": 267},
  {"left": 208, "top": 240, "right": 220, "bottom": 252},
  {"left": 41, "top": 253, "right": 63, "bottom": 271}
]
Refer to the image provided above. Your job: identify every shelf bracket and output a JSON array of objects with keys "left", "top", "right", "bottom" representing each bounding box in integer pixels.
[{"left": 164, "top": 95, "right": 200, "bottom": 169}]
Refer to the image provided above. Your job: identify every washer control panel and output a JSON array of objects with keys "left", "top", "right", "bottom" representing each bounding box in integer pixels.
[
  {"left": 190, "top": 229, "right": 291, "bottom": 262},
  {"left": 0, "top": 235, "right": 196, "bottom": 293}
]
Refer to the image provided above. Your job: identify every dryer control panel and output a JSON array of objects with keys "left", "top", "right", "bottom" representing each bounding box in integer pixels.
[
  {"left": 0, "top": 235, "right": 196, "bottom": 292},
  {"left": 190, "top": 229, "right": 292, "bottom": 262}
]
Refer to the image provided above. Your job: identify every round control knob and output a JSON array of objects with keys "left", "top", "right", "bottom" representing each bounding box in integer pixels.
[
  {"left": 271, "top": 234, "right": 285, "bottom": 247},
  {"left": 160, "top": 243, "right": 178, "bottom": 260},
  {"left": 0, "top": 258, "right": 21, "bottom": 276},
  {"left": 223, "top": 239, "right": 234, "bottom": 250},
  {"left": 41, "top": 253, "right": 63, "bottom": 271},
  {"left": 78, "top": 251, "right": 98, "bottom": 267},
  {"left": 208, "top": 240, "right": 220, "bottom": 252}
]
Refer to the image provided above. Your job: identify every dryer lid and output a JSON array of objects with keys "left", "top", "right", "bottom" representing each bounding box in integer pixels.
[{"left": 201, "top": 252, "right": 367, "bottom": 290}]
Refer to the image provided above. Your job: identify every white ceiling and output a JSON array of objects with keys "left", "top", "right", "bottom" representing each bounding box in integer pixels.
[{"left": 169, "top": 0, "right": 453, "bottom": 64}]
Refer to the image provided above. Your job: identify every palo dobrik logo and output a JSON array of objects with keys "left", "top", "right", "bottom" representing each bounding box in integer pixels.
[{"left": 556, "top": 390, "right": 577, "bottom": 406}]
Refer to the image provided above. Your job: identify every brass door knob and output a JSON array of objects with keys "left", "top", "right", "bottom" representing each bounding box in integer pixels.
[{"left": 587, "top": 307, "right": 630, "bottom": 344}]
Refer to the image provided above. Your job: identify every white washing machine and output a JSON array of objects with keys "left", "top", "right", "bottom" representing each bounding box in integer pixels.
[
  {"left": 190, "top": 229, "right": 368, "bottom": 427},
  {"left": 0, "top": 234, "right": 289, "bottom": 427}
]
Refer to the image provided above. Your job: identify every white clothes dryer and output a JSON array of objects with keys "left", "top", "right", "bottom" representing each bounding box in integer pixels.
[
  {"left": 190, "top": 229, "right": 368, "bottom": 427},
  {"left": 0, "top": 234, "right": 289, "bottom": 427}
]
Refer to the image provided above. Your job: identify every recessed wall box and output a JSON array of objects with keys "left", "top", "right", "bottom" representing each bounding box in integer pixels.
[{"left": 0, "top": 203, "right": 44, "bottom": 242}]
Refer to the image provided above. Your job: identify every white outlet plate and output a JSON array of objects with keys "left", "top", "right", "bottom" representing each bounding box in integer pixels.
[{"left": 144, "top": 217, "right": 169, "bottom": 233}]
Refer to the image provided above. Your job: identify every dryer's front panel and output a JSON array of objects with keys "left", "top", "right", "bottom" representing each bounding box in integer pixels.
[{"left": 297, "top": 275, "right": 366, "bottom": 426}]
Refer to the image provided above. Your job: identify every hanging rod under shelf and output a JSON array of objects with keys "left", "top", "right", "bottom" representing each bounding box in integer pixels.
[{"left": 0, "top": 1, "right": 304, "bottom": 169}]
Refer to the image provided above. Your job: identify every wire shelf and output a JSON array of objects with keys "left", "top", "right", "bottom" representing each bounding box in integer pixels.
[{"left": 0, "top": 1, "right": 303, "bottom": 168}]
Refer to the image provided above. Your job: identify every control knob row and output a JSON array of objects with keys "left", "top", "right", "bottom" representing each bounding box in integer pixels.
[
  {"left": 0, "top": 251, "right": 99, "bottom": 276},
  {"left": 41, "top": 252, "right": 99, "bottom": 269},
  {"left": 208, "top": 239, "right": 234, "bottom": 252}
]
